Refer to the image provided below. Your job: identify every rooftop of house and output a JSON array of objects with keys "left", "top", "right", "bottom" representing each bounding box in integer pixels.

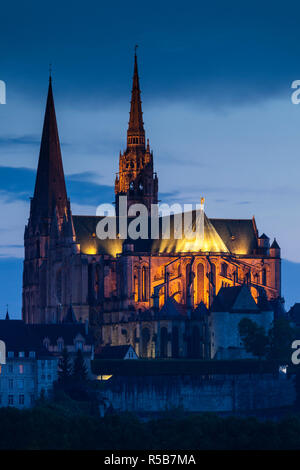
[
  {"left": 0, "top": 319, "right": 55, "bottom": 358},
  {"left": 95, "top": 345, "right": 137, "bottom": 360}
]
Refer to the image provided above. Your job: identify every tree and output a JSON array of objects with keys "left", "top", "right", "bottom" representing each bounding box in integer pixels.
[
  {"left": 72, "top": 349, "right": 88, "bottom": 382},
  {"left": 238, "top": 318, "right": 269, "bottom": 360},
  {"left": 58, "top": 348, "right": 72, "bottom": 385},
  {"left": 267, "top": 317, "right": 295, "bottom": 364}
]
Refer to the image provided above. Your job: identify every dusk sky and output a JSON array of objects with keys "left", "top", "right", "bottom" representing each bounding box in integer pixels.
[{"left": 0, "top": 0, "right": 300, "bottom": 316}]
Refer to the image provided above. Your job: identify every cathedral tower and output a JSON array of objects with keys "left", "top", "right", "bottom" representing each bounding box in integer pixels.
[
  {"left": 23, "top": 76, "right": 74, "bottom": 323},
  {"left": 115, "top": 51, "right": 158, "bottom": 214}
]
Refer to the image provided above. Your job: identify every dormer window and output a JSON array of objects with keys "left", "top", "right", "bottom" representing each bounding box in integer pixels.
[
  {"left": 57, "top": 339, "right": 64, "bottom": 351},
  {"left": 8, "top": 351, "right": 14, "bottom": 358},
  {"left": 43, "top": 338, "right": 50, "bottom": 350},
  {"left": 19, "top": 352, "right": 24, "bottom": 358}
]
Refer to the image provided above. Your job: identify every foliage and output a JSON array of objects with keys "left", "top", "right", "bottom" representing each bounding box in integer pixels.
[
  {"left": 238, "top": 318, "right": 269, "bottom": 360},
  {"left": 58, "top": 348, "right": 72, "bottom": 385},
  {"left": 239, "top": 317, "right": 297, "bottom": 364},
  {"left": 1, "top": 403, "right": 300, "bottom": 449},
  {"left": 267, "top": 317, "right": 295, "bottom": 363},
  {"left": 72, "top": 349, "right": 88, "bottom": 382},
  {"left": 56, "top": 348, "right": 90, "bottom": 402}
]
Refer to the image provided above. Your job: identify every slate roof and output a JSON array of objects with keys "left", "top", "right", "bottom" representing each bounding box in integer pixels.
[
  {"left": 211, "top": 285, "right": 261, "bottom": 313},
  {"left": 96, "top": 345, "right": 136, "bottom": 359},
  {"left": 73, "top": 213, "right": 258, "bottom": 257},
  {"left": 62, "top": 304, "right": 77, "bottom": 324},
  {"left": 209, "top": 218, "right": 258, "bottom": 255},
  {"left": 192, "top": 301, "right": 209, "bottom": 319},
  {"left": 158, "top": 297, "right": 186, "bottom": 319},
  {"left": 29, "top": 323, "right": 93, "bottom": 346},
  {"left": 271, "top": 239, "right": 280, "bottom": 249},
  {"left": 0, "top": 320, "right": 54, "bottom": 358}
]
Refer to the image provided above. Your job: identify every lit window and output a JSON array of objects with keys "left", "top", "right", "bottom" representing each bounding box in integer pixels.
[
  {"left": 19, "top": 364, "right": 24, "bottom": 374},
  {"left": 18, "top": 352, "right": 24, "bottom": 358}
]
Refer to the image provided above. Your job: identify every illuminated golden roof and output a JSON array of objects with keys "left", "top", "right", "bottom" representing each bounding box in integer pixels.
[
  {"left": 152, "top": 212, "right": 229, "bottom": 254},
  {"left": 72, "top": 213, "right": 257, "bottom": 257}
]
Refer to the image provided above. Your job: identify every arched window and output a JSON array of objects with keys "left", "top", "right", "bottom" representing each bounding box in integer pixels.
[
  {"left": 197, "top": 263, "right": 204, "bottom": 304},
  {"left": 186, "top": 263, "right": 191, "bottom": 302},
  {"left": 134, "top": 274, "right": 139, "bottom": 302},
  {"left": 142, "top": 266, "right": 148, "bottom": 301},
  {"left": 211, "top": 263, "right": 216, "bottom": 287},
  {"left": 221, "top": 262, "right": 228, "bottom": 278},
  {"left": 262, "top": 268, "right": 267, "bottom": 286}
]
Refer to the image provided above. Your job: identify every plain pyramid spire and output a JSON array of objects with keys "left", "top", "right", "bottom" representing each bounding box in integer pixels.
[{"left": 31, "top": 76, "right": 68, "bottom": 224}]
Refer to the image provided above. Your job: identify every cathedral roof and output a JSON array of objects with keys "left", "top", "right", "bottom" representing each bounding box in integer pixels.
[
  {"left": 72, "top": 213, "right": 258, "bottom": 257},
  {"left": 209, "top": 218, "right": 258, "bottom": 255}
]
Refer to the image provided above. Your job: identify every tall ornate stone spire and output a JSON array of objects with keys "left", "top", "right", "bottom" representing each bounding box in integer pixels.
[
  {"left": 127, "top": 48, "right": 145, "bottom": 149},
  {"left": 115, "top": 50, "right": 158, "bottom": 213},
  {"left": 31, "top": 76, "right": 68, "bottom": 226}
]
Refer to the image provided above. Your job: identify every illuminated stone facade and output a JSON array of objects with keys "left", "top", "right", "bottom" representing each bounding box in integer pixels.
[{"left": 22, "top": 55, "right": 281, "bottom": 359}]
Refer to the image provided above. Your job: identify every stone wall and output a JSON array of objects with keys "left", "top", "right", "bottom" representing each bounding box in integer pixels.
[{"left": 99, "top": 372, "right": 295, "bottom": 415}]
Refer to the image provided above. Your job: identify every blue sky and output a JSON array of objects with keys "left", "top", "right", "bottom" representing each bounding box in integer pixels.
[{"left": 0, "top": 0, "right": 300, "bottom": 317}]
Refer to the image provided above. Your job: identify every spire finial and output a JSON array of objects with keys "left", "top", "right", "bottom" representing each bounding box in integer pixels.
[
  {"left": 5, "top": 305, "right": 9, "bottom": 321},
  {"left": 135, "top": 44, "right": 138, "bottom": 56}
]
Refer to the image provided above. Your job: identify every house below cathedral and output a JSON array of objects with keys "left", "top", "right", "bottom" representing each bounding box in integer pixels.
[{"left": 22, "top": 52, "right": 281, "bottom": 359}]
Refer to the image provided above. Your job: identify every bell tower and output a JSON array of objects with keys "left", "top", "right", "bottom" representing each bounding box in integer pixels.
[{"left": 115, "top": 50, "right": 158, "bottom": 214}]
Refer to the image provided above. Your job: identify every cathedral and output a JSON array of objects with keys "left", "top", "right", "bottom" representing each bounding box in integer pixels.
[{"left": 22, "top": 53, "right": 281, "bottom": 359}]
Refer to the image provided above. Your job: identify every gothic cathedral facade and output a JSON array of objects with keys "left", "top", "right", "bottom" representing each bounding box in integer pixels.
[{"left": 22, "top": 54, "right": 281, "bottom": 358}]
